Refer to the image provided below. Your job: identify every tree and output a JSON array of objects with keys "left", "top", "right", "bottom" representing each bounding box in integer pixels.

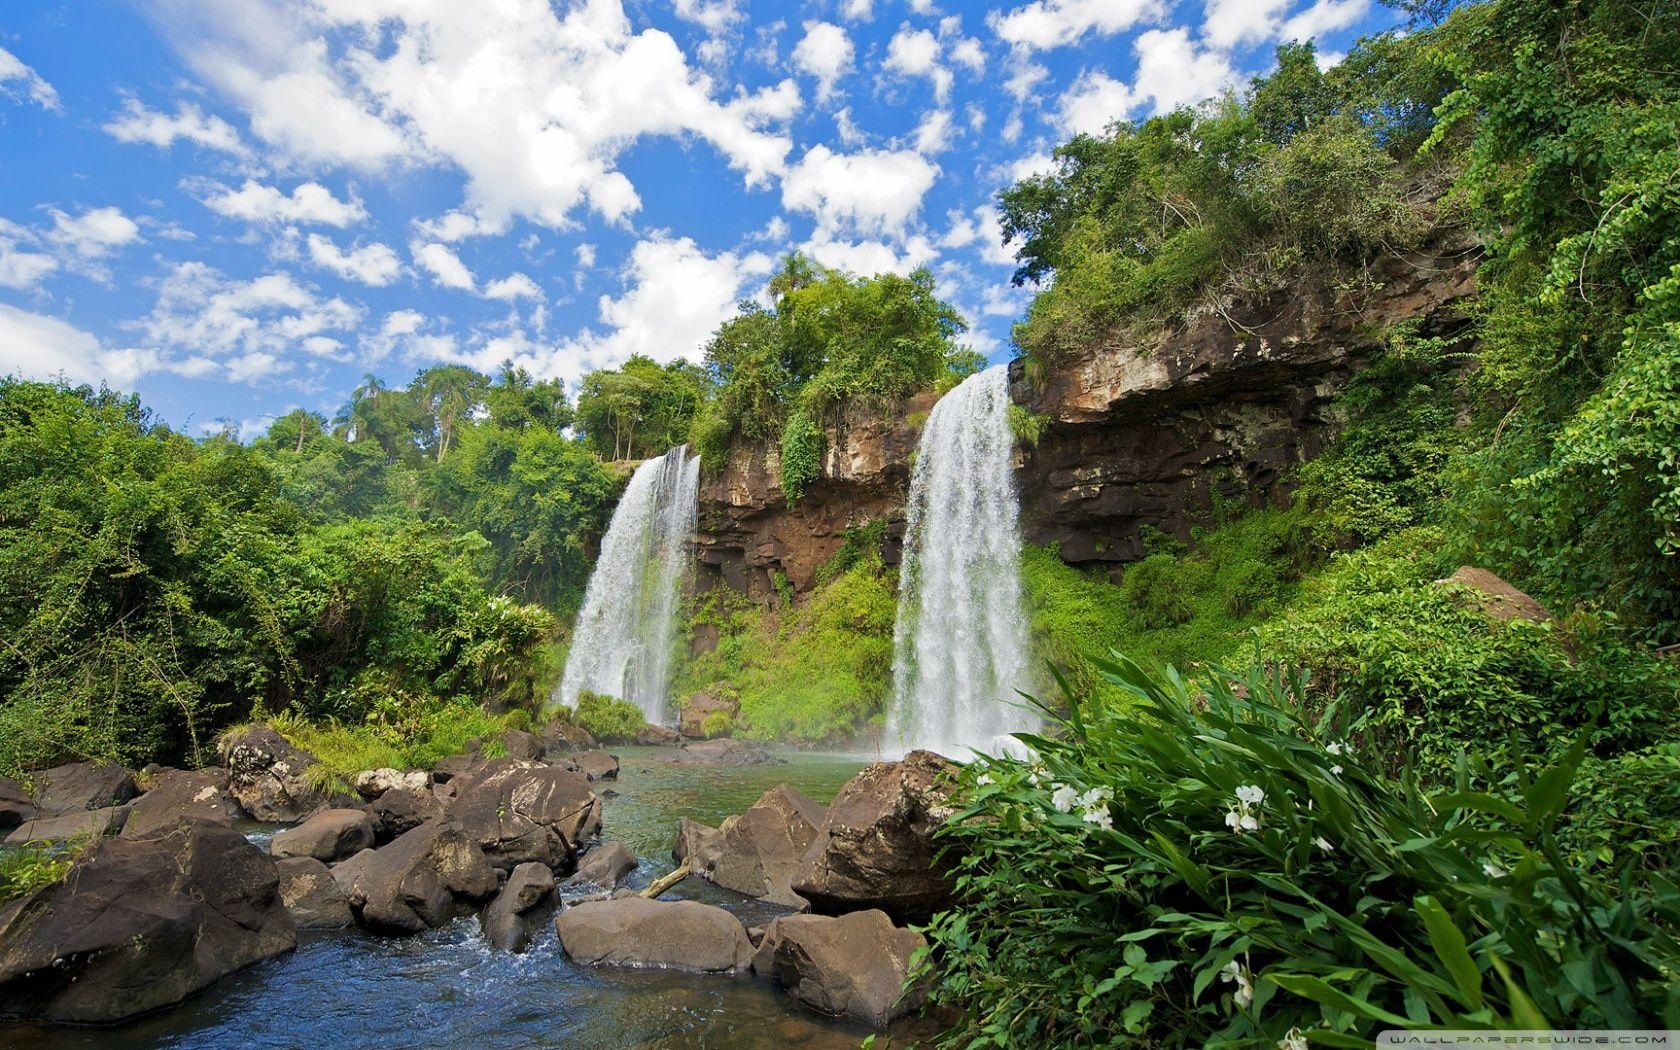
[{"left": 416, "top": 364, "right": 490, "bottom": 462}]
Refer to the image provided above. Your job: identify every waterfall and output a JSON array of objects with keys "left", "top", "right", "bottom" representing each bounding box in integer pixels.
[
  {"left": 554, "top": 446, "right": 700, "bottom": 723},
  {"left": 887, "top": 364, "right": 1035, "bottom": 758}
]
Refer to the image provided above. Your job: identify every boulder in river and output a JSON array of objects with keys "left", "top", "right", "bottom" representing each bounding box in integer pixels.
[
  {"left": 569, "top": 749, "right": 620, "bottom": 781},
  {"left": 0, "top": 778, "right": 35, "bottom": 830},
  {"left": 555, "top": 897, "right": 754, "bottom": 975},
  {"left": 122, "top": 767, "right": 244, "bottom": 838},
  {"left": 355, "top": 767, "right": 430, "bottom": 800},
  {"left": 0, "top": 819, "right": 296, "bottom": 1024},
  {"left": 568, "top": 840, "right": 637, "bottom": 890},
  {"left": 217, "top": 726, "right": 331, "bottom": 822},
  {"left": 271, "top": 808, "right": 376, "bottom": 863},
  {"left": 363, "top": 786, "right": 443, "bottom": 845},
  {"left": 499, "top": 728, "right": 546, "bottom": 762},
  {"left": 671, "top": 817, "right": 723, "bottom": 876},
  {"left": 330, "top": 818, "right": 498, "bottom": 934},
  {"left": 541, "top": 719, "right": 596, "bottom": 752},
  {"left": 751, "top": 909, "right": 929, "bottom": 1027},
  {"left": 5, "top": 805, "right": 129, "bottom": 845},
  {"left": 31, "top": 760, "right": 136, "bottom": 815},
  {"left": 793, "top": 750, "right": 959, "bottom": 923},
  {"left": 446, "top": 760, "right": 600, "bottom": 872},
  {"left": 480, "top": 861, "right": 557, "bottom": 952},
  {"left": 709, "top": 785, "right": 827, "bottom": 908},
  {"left": 679, "top": 687, "right": 738, "bottom": 739},
  {"left": 635, "top": 724, "right": 682, "bottom": 747},
  {"left": 276, "top": 856, "right": 354, "bottom": 929},
  {"left": 666, "top": 739, "right": 783, "bottom": 766}
]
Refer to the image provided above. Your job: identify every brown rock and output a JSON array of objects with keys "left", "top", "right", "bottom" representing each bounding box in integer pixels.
[
  {"left": 271, "top": 808, "right": 376, "bottom": 863},
  {"left": 570, "top": 749, "right": 619, "bottom": 781},
  {"left": 446, "top": 760, "right": 599, "bottom": 872},
  {"left": 480, "top": 861, "right": 557, "bottom": 952},
  {"left": 276, "top": 856, "right": 353, "bottom": 929},
  {"left": 122, "top": 767, "right": 244, "bottom": 837},
  {"left": 363, "top": 786, "right": 442, "bottom": 845},
  {"left": 541, "top": 719, "right": 596, "bottom": 752},
  {"left": 0, "top": 820, "right": 295, "bottom": 1023},
  {"left": 1440, "top": 567, "right": 1553, "bottom": 623},
  {"left": 793, "top": 750, "right": 959, "bottom": 923},
  {"left": 0, "top": 778, "right": 35, "bottom": 830},
  {"left": 671, "top": 817, "right": 723, "bottom": 876},
  {"left": 679, "top": 688, "right": 739, "bottom": 739},
  {"left": 217, "top": 726, "right": 329, "bottom": 822},
  {"left": 555, "top": 897, "right": 753, "bottom": 975},
  {"left": 6, "top": 806, "right": 129, "bottom": 845},
  {"left": 636, "top": 724, "right": 682, "bottom": 747},
  {"left": 330, "top": 819, "right": 498, "bottom": 934},
  {"left": 709, "top": 785, "right": 827, "bottom": 908},
  {"left": 499, "top": 729, "right": 545, "bottom": 762},
  {"left": 570, "top": 841, "right": 637, "bottom": 889},
  {"left": 667, "top": 738, "right": 783, "bottom": 767},
  {"left": 32, "top": 760, "right": 136, "bottom": 815},
  {"left": 751, "top": 909, "right": 928, "bottom": 1026},
  {"left": 355, "top": 768, "right": 430, "bottom": 800}
]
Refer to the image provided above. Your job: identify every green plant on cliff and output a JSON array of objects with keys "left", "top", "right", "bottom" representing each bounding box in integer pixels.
[{"left": 572, "top": 691, "right": 647, "bottom": 742}]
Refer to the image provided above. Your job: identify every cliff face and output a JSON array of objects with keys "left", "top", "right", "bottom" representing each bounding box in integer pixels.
[{"left": 694, "top": 239, "right": 1478, "bottom": 600}]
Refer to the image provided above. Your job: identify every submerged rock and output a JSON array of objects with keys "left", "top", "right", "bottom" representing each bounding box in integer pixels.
[
  {"left": 31, "top": 760, "right": 136, "bottom": 815},
  {"left": 122, "top": 767, "right": 244, "bottom": 838},
  {"left": 666, "top": 739, "right": 783, "bottom": 766},
  {"left": 793, "top": 750, "right": 959, "bottom": 923},
  {"left": 555, "top": 897, "right": 753, "bottom": 975},
  {"left": 0, "top": 820, "right": 296, "bottom": 1024},
  {"left": 751, "top": 909, "right": 929, "bottom": 1026},
  {"left": 481, "top": 861, "right": 557, "bottom": 952},
  {"left": 217, "top": 726, "right": 330, "bottom": 822},
  {"left": 709, "top": 785, "right": 827, "bottom": 908},
  {"left": 277, "top": 856, "right": 354, "bottom": 929},
  {"left": 271, "top": 808, "right": 376, "bottom": 863},
  {"left": 446, "top": 761, "right": 600, "bottom": 872},
  {"left": 330, "top": 818, "right": 498, "bottom": 934}
]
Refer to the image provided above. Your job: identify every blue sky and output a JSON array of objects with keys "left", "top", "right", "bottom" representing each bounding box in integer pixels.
[{"left": 0, "top": 0, "right": 1397, "bottom": 436}]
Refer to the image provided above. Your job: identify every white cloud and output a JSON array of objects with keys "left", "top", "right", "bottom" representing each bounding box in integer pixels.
[
  {"left": 793, "top": 21, "right": 854, "bottom": 104},
  {"left": 782, "top": 145, "right": 940, "bottom": 238},
  {"left": 671, "top": 0, "right": 745, "bottom": 33},
  {"left": 914, "top": 109, "right": 954, "bottom": 154},
  {"left": 0, "top": 305, "right": 155, "bottom": 387},
  {"left": 306, "top": 233, "right": 401, "bottom": 286},
  {"left": 0, "top": 219, "right": 59, "bottom": 290},
  {"left": 201, "top": 180, "right": 366, "bottom": 227},
  {"left": 1131, "top": 28, "right": 1238, "bottom": 114},
  {"left": 484, "top": 273, "right": 544, "bottom": 301},
  {"left": 1202, "top": 0, "right": 1295, "bottom": 49},
  {"left": 991, "top": 0, "right": 1166, "bottom": 51},
  {"left": 801, "top": 233, "right": 938, "bottom": 278},
  {"left": 413, "top": 242, "right": 476, "bottom": 291},
  {"left": 1007, "top": 152, "right": 1057, "bottom": 184},
  {"left": 1003, "top": 55, "right": 1048, "bottom": 102},
  {"left": 150, "top": 1, "right": 801, "bottom": 232},
  {"left": 0, "top": 45, "right": 59, "bottom": 110},
  {"left": 1057, "top": 70, "right": 1135, "bottom": 136},
  {"left": 103, "top": 98, "right": 247, "bottom": 155},
  {"left": 840, "top": 0, "right": 874, "bottom": 22},
  {"left": 884, "top": 26, "right": 952, "bottom": 101},
  {"left": 1282, "top": 0, "right": 1370, "bottom": 41},
  {"left": 48, "top": 207, "right": 142, "bottom": 258},
  {"left": 134, "top": 262, "right": 362, "bottom": 381},
  {"left": 950, "top": 37, "right": 987, "bottom": 73}
]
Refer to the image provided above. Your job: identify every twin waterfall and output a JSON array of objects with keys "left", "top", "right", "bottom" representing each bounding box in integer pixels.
[
  {"left": 886, "top": 365, "right": 1034, "bottom": 758},
  {"left": 556, "top": 365, "right": 1033, "bottom": 756},
  {"left": 554, "top": 447, "right": 700, "bottom": 723}
]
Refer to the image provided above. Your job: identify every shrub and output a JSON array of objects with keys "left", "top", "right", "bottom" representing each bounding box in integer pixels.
[
  {"left": 922, "top": 656, "right": 1680, "bottom": 1048},
  {"left": 572, "top": 691, "right": 647, "bottom": 743}
]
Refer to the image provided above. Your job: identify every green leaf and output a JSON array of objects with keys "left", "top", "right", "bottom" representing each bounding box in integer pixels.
[
  {"left": 1267, "top": 973, "right": 1415, "bottom": 1026},
  {"left": 1415, "top": 895, "right": 1484, "bottom": 1010}
]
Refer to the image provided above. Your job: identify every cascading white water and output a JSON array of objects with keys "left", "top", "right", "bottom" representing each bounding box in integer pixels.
[
  {"left": 554, "top": 446, "right": 700, "bottom": 723},
  {"left": 886, "top": 364, "right": 1035, "bottom": 758}
]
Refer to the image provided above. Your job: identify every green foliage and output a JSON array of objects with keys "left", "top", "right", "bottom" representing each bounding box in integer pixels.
[
  {"left": 264, "top": 700, "right": 514, "bottom": 787},
  {"left": 0, "top": 843, "right": 74, "bottom": 904},
  {"left": 1006, "top": 404, "right": 1048, "bottom": 448},
  {"left": 572, "top": 691, "right": 647, "bottom": 743},
  {"left": 923, "top": 656, "right": 1680, "bottom": 1047},
  {"left": 574, "top": 354, "right": 708, "bottom": 462},
  {"left": 778, "top": 408, "right": 823, "bottom": 504}
]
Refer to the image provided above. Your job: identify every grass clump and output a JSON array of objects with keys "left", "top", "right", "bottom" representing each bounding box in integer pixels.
[
  {"left": 572, "top": 691, "right": 647, "bottom": 742},
  {"left": 0, "top": 843, "right": 74, "bottom": 904},
  {"left": 264, "top": 697, "right": 515, "bottom": 787}
]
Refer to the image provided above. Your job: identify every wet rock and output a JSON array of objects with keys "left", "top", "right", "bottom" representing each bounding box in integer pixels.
[
  {"left": 794, "top": 750, "right": 960, "bottom": 923},
  {"left": 555, "top": 897, "right": 753, "bottom": 975},
  {"left": 569, "top": 841, "right": 637, "bottom": 889},
  {"left": 710, "top": 785, "right": 827, "bottom": 908},
  {"left": 499, "top": 729, "right": 546, "bottom": 762},
  {"left": 679, "top": 687, "right": 739, "bottom": 739},
  {"left": 481, "top": 861, "right": 557, "bottom": 952},
  {"left": 0, "top": 820, "right": 295, "bottom": 1023},
  {"left": 32, "top": 760, "right": 136, "bottom": 815},
  {"left": 0, "top": 778, "right": 38, "bottom": 830},
  {"left": 636, "top": 724, "right": 682, "bottom": 747},
  {"left": 5, "top": 806, "right": 129, "bottom": 845},
  {"left": 363, "top": 786, "right": 442, "bottom": 845},
  {"left": 122, "top": 768, "right": 244, "bottom": 838},
  {"left": 217, "top": 726, "right": 329, "bottom": 822},
  {"left": 331, "top": 819, "right": 498, "bottom": 934},
  {"left": 271, "top": 808, "right": 376, "bottom": 863},
  {"left": 355, "top": 767, "right": 430, "bottom": 800},
  {"left": 276, "top": 856, "right": 353, "bottom": 929},
  {"left": 671, "top": 817, "right": 723, "bottom": 876},
  {"left": 667, "top": 739, "right": 783, "bottom": 766},
  {"left": 541, "top": 719, "right": 596, "bottom": 752},
  {"left": 570, "top": 749, "right": 619, "bottom": 782},
  {"left": 446, "top": 761, "right": 600, "bottom": 872},
  {"left": 1439, "top": 566, "right": 1553, "bottom": 623},
  {"left": 752, "top": 909, "right": 929, "bottom": 1026}
]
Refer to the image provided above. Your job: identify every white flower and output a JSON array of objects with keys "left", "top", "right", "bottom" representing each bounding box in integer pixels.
[
  {"left": 1239, "top": 812, "right": 1259, "bottom": 832},
  {"left": 1330, "top": 764, "right": 1344, "bottom": 776},
  {"left": 1077, "top": 786, "right": 1112, "bottom": 808},
  {"left": 1050, "top": 785, "right": 1080, "bottom": 813},
  {"left": 1278, "top": 1027, "right": 1309, "bottom": 1050},
  {"left": 976, "top": 773, "right": 994, "bottom": 786},
  {"left": 1225, "top": 809, "right": 1243, "bottom": 831},
  {"left": 1482, "top": 861, "right": 1506, "bottom": 878},
  {"left": 1235, "top": 785, "right": 1265, "bottom": 806},
  {"left": 1226, "top": 786, "right": 1265, "bottom": 834},
  {"left": 1314, "top": 836, "right": 1334, "bottom": 852},
  {"left": 1326, "top": 741, "right": 1347, "bottom": 756},
  {"left": 1220, "top": 960, "right": 1255, "bottom": 1010},
  {"left": 1081, "top": 805, "right": 1113, "bottom": 830}
]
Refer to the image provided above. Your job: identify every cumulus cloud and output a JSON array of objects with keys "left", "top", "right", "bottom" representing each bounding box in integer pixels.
[
  {"left": 413, "top": 242, "right": 476, "bottom": 291},
  {"left": 1202, "top": 0, "right": 1295, "bottom": 49},
  {"left": 1057, "top": 70, "right": 1135, "bottom": 136},
  {"left": 913, "top": 109, "right": 954, "bottom": 154},
  {"left": 800, "top": 232, "right": 939, "bottom": 278},
  {"left": 483, "top": 273, "right": 544, "bottom": 301},
  {"left": 792, "top": 21, "right": 854, "bottom": 103},
  {"left": 1131, "top": 28, "right": 1238, "bottom": 114},
  {"left": 671, "top": 0, "right": 745, "bottom": 33},
  {"left": 990, "top": 0, "right": 1167, "bottom": 51},
  {"left": 103, "top": 97, "right": 248, "bottom": 155},
  {"left": 306, "top": 233, "right": 402, "bottom": 286},
  {"left": 48, "top": 207, "right": 142, "bottom": 258},
  {"left": 0, "top": 45, "right": 59, "bottom": 110},
  {"left": 0, "top": 219, "right": 59, "bottom": 290},
  {"left": 949, "top": 37, "right": 987, "bottom": 73},
  {"left": 1282, "top": 0, "right": 1370, "bottom": 41},
  {"left": 134, "top": 261, "right": 362, "bottom": 381},
  {"left": 884, "top": 26, "right": 952, "bottom": 101},
  {"left": 0, "top": 305, "right": 157, "bottom": 387},
  {"left": 781, "top": 145, "right": 940, "bottom": 238},
  {"left": 201, "top": 180, "right": 366, "bottom": 227},
  {"left": 577, "top": 235, "right": 772, "bottom": 368}
]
